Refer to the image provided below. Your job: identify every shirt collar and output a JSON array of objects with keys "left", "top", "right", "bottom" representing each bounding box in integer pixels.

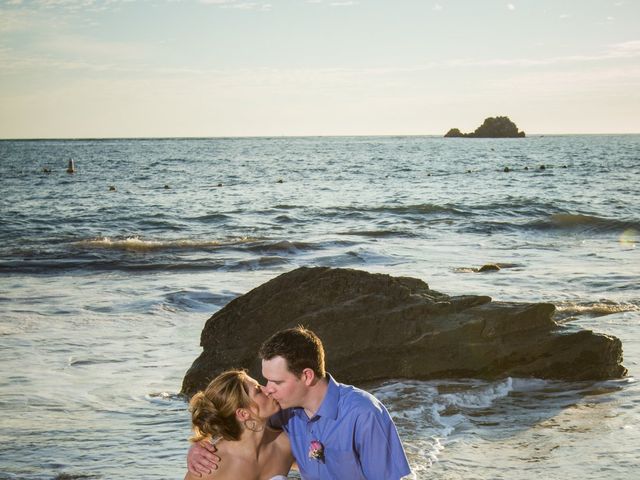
[
  {"left": 292, "top": 373, "right": 340, "bottom": 422},
  {"left": 313, "top": 373, "right": 339, "bottom": 421}
]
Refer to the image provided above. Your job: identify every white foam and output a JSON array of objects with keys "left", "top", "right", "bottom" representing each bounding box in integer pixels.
[
  {"left": 556, "top": 300, "right": 640, "bottom": 317},
  {"left": 438, "top": 377, "right": 514, "bottom": 409},
  {"left": 76, "top": 236, "right": 255, "bottom": 252}
]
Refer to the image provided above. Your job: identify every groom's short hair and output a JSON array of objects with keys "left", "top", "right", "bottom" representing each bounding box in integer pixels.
[{"left": 259, "top": 326, "right": 326, "bottom": 379}]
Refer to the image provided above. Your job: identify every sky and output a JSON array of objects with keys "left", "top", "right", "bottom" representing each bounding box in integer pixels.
[{"left": 1, "top": 0, "right": 639, "bottom": 138}]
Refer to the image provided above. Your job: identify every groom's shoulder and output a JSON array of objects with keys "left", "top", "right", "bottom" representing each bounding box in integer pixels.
[{"left": 336, "top": 381, "right": 386, "bottom": 415}]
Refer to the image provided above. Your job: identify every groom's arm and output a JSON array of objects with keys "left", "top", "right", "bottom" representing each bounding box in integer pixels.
[
  {"left": 354, "top": 406, "right": 412, "bottom": 480},
  {"left": 187, "top": 441, "right": 220, "bottom": 476}
]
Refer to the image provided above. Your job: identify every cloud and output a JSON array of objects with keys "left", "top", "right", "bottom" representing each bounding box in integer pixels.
[
  {"left": 609, "top": 39, "right": 640, "bottom": 56},
  {"left": 0, "top": 32, "right": 153, "bottom": 76},
  {"left": 0, "top": 8, "right": 31, "bottom": 31},
  {"left": 491, "top": 65, "right": 640, "bottom": 97},
  {"left": 198, "top": 0, "right": 272, "bottom": 9},
  {"left": 438, "top": 40, "right": 640, "bottom": 69},
  {"left": 1, "top": 0, "right": 138, "bottom": 14}
]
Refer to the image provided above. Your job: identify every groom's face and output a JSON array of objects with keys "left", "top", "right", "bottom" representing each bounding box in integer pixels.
[{"left": 262, "top": 355, "right": 307, "bottom": 409}]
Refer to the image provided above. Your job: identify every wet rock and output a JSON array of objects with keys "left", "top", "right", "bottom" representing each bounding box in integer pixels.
[
  {"left": 478, "top": 264, "right": 501, "bottom": 272},
  {"left": 181, "top": 267, "right": 627, "bottom": 396}
]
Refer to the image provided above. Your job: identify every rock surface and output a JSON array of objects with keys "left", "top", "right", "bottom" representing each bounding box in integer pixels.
[
  {"left": 181, "top": 267, "right": 626, "bottom": 396},
  {"left": 445, "top": 116, "right": 525, "bottom": 138}
]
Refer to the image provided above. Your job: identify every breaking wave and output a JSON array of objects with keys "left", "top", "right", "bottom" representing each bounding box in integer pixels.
[{"left": 526, "top": 214, "right": 639, "bottom": 234}]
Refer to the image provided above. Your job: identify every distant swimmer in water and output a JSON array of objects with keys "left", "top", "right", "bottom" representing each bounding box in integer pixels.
[{"left": 67, "top": 159, "right": 75, "bottom": 174}]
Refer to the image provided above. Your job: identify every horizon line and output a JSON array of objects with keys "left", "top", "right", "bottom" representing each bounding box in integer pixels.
[{"left": 1, "top": 132, "right": 639, "bottom": 141}]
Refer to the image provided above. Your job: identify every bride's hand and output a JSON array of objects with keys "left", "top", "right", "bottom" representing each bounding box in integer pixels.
[{"left": 187, "top": 441, "right": 220, "bottom": 476}]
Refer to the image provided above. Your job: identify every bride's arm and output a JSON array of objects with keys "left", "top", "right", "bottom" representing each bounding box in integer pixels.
[{"left": 276, "top": 431, "right": 295, "bottom": 474}]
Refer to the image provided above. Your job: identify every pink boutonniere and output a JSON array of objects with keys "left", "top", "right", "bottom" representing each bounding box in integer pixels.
[{"left": 308, "top": 439, "right": 325, "bottom": 463}]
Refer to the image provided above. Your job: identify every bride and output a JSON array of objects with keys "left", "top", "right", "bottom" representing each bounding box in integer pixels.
[{"left": 185, "top": 369, "right": 293, "bottom": 480}]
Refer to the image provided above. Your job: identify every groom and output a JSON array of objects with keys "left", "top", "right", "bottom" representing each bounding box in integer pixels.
[{"left": 188, "top": 326, "right": 411, "bottom": 480}]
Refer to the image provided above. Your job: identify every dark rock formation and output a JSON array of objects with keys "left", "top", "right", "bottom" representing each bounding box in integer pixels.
[
  {"left": 181, "top": 267, "right": 626, "bottom": 396},
  {"left": 445, "top": 116, "right": 525, "bottom": 138},
  {"left": 444, "top": 128, "right": 464, "bottom": 138},
  {"left": 478, "top": 264, "right": 501, "bottom": 272}
]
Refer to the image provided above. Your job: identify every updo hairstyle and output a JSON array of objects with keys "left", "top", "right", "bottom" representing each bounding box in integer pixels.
[{"left": 189, "top": 369, "right": 252, "bottom": 443}]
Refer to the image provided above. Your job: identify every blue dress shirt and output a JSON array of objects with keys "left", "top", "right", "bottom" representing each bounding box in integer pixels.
[{"left": 271, "top": 375, "right": 411, "bottom": 480}]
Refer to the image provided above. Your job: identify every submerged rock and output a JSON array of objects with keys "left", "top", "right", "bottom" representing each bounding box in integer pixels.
[{"left": 181, "top": 267, "right": 627, "bottom": 396}]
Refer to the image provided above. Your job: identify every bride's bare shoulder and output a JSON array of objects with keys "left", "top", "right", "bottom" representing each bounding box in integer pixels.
[{"left": 185, "top": 447, "right": 256, "bottom": 480}]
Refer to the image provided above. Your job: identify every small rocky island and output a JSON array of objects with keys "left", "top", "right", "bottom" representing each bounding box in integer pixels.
[
  {"left": 445, "top": 116, "right": 525, "bottom": 138},
  {"left": 182, "top": 267, "right": 626, "bottom": 396}
]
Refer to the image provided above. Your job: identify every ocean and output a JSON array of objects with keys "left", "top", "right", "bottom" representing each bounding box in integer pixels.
[{"left": 0, "top": 135, "right": 638, "bottom": 479}]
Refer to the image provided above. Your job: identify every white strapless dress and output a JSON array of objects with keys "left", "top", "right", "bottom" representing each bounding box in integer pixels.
[{"left": 269, "top": 476, "right": 288, "bottom": 480}]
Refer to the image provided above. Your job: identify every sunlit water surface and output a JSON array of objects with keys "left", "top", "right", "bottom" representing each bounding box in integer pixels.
[{"left": 1, "top": 135, "right": 638, "bottom": 479}]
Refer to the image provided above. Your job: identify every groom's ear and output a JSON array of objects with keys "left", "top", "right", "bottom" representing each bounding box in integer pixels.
[{"left": 301, "top": 368, "right": 316, "bottom": 386}]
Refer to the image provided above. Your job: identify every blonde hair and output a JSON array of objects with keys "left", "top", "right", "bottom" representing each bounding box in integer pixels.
[{"left": 188, "top": 369, "right": 252, "bottom": 443}]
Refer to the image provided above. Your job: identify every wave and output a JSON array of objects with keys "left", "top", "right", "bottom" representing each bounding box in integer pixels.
[
  {"left": 227, "top": 256, "right": 290, "bottom": 271},
  {"left": 75, "top": 236, "right": 258, "bottom": 252},
  {"left": 372, "top": 377, "right": 516, "bottom": 473},
  {"left": 161, "top": 289, "right": 238, "bottom": 312},
  {"left": 0, "top": 259, "right": 218, "bottom": 274},
  {"left": 555, "top": 300, "right": 640, "bottom": 320},
  {"left": 146, "top": 392, "right": 185, "bottom": 403},
  {"left": 68, "top": 356, "right": 127, "bottom": 367},
  {"left": 336, "top": 229, "right": 419, "bottom": 238},
  {"left": 0, "top": 257, "right": 294, "bottom": 275},
  {"left": 74, "top": 237, "right": 336, "bottom": 255},
  {"left": 525, "top": 214, "right": 640, "bottom": 234},
  {"left": 188, "top": 213, "right": 233, "bottom": 223},
  {"left": 244, "top": 240, "right": 320, "bottom": 253},
  {"left": 462, "top": 214, "right": 640, "bottom": 237},
  {"left": 0, "top": 236, "right": 355, "bottom": 274},
  {"left": 333, "top": 203, "right": 465, "bottom": 217}
]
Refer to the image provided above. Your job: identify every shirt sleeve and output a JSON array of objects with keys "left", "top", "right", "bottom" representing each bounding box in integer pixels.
[{"left": 354, "top": 404, "right": 412, "bottom": 480}]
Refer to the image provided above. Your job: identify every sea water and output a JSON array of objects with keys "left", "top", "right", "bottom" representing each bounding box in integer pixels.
[{"left": 0, "top": 135, "right": 638, "bottom": 479}]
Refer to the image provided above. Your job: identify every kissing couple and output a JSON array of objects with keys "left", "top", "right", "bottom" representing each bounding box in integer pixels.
[{"left": 185, "top": 326, "right": 411, "bottom": 480}]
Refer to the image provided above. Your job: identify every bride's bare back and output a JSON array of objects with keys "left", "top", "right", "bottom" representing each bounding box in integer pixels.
[{"left": 184, "top": 429, "right": 292, "bottom": 480}]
